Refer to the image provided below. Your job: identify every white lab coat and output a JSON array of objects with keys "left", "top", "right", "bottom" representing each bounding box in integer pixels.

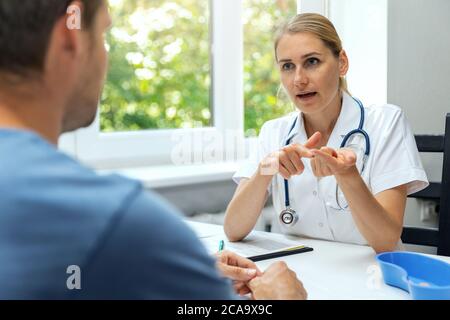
[{"left": 233, "top": 92, "right": 429, "bottom": 245}]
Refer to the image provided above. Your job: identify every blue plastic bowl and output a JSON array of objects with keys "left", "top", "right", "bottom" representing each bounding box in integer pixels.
[{"left": 376, "top": 252, "right": 450, "bottom": 300}]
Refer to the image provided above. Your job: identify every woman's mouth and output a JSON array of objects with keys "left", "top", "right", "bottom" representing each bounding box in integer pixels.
[{"left": 296, "top": 92, "right": 317, "bottom": 101}]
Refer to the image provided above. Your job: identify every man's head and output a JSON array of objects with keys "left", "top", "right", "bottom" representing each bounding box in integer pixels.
[{"left": 0, "top": 0, "right": 111, "bottom": 134}]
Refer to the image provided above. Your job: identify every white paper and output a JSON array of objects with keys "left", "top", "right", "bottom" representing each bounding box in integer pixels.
[
  {"left": 186, "top": 220, "right": 308, "bottom": 258},
  {"left": 201, "top": 233, "right": 306, "bottom": 258}
]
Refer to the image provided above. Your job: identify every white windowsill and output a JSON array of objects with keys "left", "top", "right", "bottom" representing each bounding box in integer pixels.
[{"left": 97, "top": 161, "right": 243, "bottom": 189}]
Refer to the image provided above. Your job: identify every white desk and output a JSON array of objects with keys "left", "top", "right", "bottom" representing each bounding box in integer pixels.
[{"left": 186, "top": 221, "right": 450, "bottom": 300}]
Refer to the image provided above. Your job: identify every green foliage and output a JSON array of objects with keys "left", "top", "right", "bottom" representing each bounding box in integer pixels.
[
  {"left": 101, "top": 0, "right": 296, "bottom": 134},
  {"left": 243, "top": 0, "right": 296, "bottom": 134}
]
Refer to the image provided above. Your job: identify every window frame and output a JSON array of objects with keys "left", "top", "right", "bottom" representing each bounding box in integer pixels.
[
  {"left": 59, "top": 0, "right": 387, "bottom": 170},
  {"left": 61, "top": 0, "right": 244, "bottom": 168}
]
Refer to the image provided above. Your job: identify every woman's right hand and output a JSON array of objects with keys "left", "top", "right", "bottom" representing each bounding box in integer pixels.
[{"left": 259, "top": 132, "right": 322, "bottom": 180}]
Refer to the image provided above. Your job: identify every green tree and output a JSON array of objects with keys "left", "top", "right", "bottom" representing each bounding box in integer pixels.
[
  {"left": 101, "top": 0, "right": 210, "bottom": 132},
  {"left": 101, "top": 0, "right": 296, "bottom": 135},
  {"left": 243, "top": 0, "right": 297, "bottom": 135}
]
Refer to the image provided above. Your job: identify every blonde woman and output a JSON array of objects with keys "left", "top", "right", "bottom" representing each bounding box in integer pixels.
[{"left": 225, "top": 13, "right": 428, "bottom": 253}]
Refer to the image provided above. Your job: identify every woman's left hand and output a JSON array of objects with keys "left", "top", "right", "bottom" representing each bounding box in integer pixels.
[{"left": 310, "top": 147, "right": 357, "bottom": 177}]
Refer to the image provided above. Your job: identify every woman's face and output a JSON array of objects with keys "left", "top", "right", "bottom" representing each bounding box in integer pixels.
[{"left": 276, "top": 32, "right": 348, "bottom": 115}]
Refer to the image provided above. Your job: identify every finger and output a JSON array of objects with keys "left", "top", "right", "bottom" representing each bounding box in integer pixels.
[
  {"left": 217, "top": 250, "right": 258, "bottom": 273},
  {"left": 311, "top": 151, "right": 327, "bottom": 177},
  {"left": 233, "top": 282, "right": 247, "bottom": 292},
  {"left": 215, "top": 250, "right": 227, "bottom": 263},
  {"left": 338, "top": 148, "right": 357, "bottom": 165},
  {"left": 267, "top": 261, "right": 289, "bottom": 273},
  {"left": 227, "top": 252, "right": 262, "bottom": 275},
  {"left": 278, "top": 165, "right": 291, "bottom": 180},
  {"left": 321, "top": 147, "right": 338, "bottom": 158},
  {"left": 310, "top": 158, "right": 318, "bottom": 176},
  {"left": 293, "top": 144, "right": 314, "bottom": 158},
  {"left": 315, "top": 157, "right": 327, "bottom": 177},
  {"left": 247, "top": 277, "right": 260, "bottom": 291},
  {"left": 279, "top": 153, "right": 297, "bottom": 175},
  {"left": 311, "top": 149, "right": 339, "bottom": 169},
  {"left": 286, "top": 149, "right": 305, "bottom": 174},
  {"left": 233, "top": 282, "right": 252, "bottom": 296},
  {"left": 304, "top": 132, "right": 322, "bottom": 149},
  {"left": 216, "top": 250, "right": 237, "bottom": 263},
  {"left": 238, "top": 287, "right": 251, "bottom": 296},
  {"left": 220, "top": 265, "right": 258, "bottom": 282},
  {"left": 321, "top": 164, "right": 333, "bottom": 176},
  {"left": 317, "top": 150, "right": 334, "bottom": 176}
]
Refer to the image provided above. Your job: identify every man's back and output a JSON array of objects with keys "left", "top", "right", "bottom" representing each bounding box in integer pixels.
[{"left": 0, "top": 129, "right": 234, "bottom": 299}]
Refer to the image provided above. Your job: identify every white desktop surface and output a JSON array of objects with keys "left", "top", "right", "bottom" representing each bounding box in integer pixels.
[{"left": 186, "top": 221, "right": 450, "bottom": 300}]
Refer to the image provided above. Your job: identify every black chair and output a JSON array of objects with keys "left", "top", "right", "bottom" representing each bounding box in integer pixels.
[{"left": 401, "top": 113, "right": 450, "bottom": 256}]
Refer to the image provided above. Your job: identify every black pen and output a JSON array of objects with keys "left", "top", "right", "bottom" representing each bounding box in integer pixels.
[{"left": 248, "top": 245, "right": 313, "bottom": 262}]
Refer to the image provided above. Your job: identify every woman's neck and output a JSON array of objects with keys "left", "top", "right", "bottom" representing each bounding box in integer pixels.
[{"left": 303, "top": 91, "right": 343, "bottom": 146}]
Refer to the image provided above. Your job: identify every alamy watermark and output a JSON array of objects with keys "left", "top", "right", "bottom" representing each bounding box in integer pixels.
[
  {"left": 66, "top": 5, "right": 81, "bottom": 30},
  {"left": 170, "top": 129, "right": 258, "bottom": 166},
  {"left": 366, "top": 264, "right": 383, "bottom": 290},
  {"left": 66, "top": 265, "right": 81, "bottom": 290}
]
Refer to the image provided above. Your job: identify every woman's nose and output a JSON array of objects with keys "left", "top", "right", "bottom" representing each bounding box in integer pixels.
[{"left": 293, "top": 68, "right": 308, "bottom": 87}]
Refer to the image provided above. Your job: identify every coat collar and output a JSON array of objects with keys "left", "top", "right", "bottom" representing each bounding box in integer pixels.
[{"left": 285, "top": 92, "right": 363, "bottom": 149}]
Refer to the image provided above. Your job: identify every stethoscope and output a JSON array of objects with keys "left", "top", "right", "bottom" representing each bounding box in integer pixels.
[{"left": 279, "top": 97, "right": 371, "bottom": 227}]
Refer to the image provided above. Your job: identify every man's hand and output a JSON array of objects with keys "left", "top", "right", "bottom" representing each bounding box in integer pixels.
[
  {"left": 248, "top": 261, "right": 307, "bottom": 300},
  {"left": 216, "top": 250, "right": 262, "bottom": 296}
]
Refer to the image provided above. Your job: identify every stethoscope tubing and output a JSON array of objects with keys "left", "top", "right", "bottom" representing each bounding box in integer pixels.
[{"left": 281, "top": 97, "right": 370, "bottom": 225}]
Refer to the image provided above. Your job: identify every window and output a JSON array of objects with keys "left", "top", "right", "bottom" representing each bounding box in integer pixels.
[
  {"left": 60, "top": 0, "right": 310, "bottom": 168},
  {"left": 57, "top": 0, "right": 388, "bottom": 176},
  {"left": 102, "top": 0, "right": 211, "bottom": 132},
  {"left": 69, "top": 0, "right": 244, "bottom": 168},
  {"left": 243, "top": 0, "right": 297, "bottom": 135}
]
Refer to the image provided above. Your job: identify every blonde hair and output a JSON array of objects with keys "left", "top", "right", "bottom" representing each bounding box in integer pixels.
[{"left": 274, "top": 13, "right": 348, "bottom": 93}]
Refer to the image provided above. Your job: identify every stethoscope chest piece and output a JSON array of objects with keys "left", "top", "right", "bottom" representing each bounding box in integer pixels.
[{"left": 279, "top": 207, "right": 298, "bottom": 227}]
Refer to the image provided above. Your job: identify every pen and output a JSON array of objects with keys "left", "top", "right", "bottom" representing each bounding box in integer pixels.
[
  {"left": 218, "top": 240, "right": 225, "bottom": 252},
  {"left": 248, "top": 246, "right": 313, "bottom": 262}
]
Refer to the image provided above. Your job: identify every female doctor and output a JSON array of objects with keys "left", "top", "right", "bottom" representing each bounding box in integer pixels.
[{"left": 224, "top": 13, "right": 428, "bottom": 253}]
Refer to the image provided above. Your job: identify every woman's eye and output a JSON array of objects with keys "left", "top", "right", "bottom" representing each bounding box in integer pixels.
[
  {"left": 282, "top": 63, "right": 295, "bottom": 71},
  {"left": 305, "top": 58, "right": 320, "bottom": 67}
]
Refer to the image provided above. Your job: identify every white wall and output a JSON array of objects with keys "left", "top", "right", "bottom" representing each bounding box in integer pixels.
[
  {"left": 388, "top": 0, "right": 450, "bottom": 139},
  {"left": 388, "top": 0, "right": 450, "bottom": 253},
  {"left": 329, "top": 0, "right": 387, "bottom": 107}
]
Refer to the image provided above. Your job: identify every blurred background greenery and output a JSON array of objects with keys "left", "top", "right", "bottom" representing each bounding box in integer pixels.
[{"left": 101, "top": 0, "right": 296, "bottom": 135}]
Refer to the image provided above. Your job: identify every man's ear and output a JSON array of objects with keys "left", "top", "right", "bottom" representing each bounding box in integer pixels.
[
  {"left": 57, "top": 1, "right": 85, "bottom": 57},
  {"left": 45, "top": 2, "right": 85, "bottom": 74},
  {"left": 338, "top": 50, "right": 349, "bottom": 77}
]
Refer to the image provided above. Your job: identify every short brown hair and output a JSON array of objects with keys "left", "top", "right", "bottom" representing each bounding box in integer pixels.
[{"left": 0, "top": 0, "right": 103, "bottom": 77}]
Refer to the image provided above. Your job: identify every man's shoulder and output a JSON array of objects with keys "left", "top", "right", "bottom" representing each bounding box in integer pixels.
[
  {"left": 0, "top": 130, "right": 147, "bottom": 298},
  {"left": 77, "top": 189, "right": 235, "bottom": 299},
  {"left": 0, "top": 130, "right": 234, "bottom": 299},
  {"left": 0, "top": 129, "right": 142, "bottom": 212}
]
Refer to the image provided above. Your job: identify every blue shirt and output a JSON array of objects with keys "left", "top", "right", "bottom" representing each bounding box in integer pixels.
[{"left": 0, "top": 129, "right": 235, "bottom": 299}]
